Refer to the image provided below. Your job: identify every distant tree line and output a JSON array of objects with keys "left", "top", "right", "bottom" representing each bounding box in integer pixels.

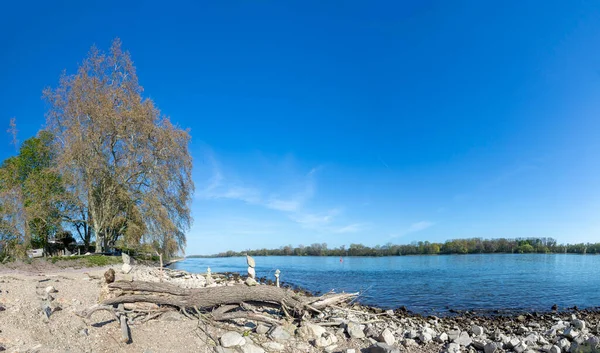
[
  {"left": 197, "top": 238, "right": 600, "bottom": 258},
  {"left": 0, "top": 39, "right": 193, "bottom": 260}
]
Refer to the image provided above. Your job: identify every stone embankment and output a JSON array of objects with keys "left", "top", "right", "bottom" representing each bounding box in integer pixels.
[
  {"left": 136, "top": 255, "right": 600, "bottom": 353},
  {"left": 211, "top": 302, "right": 600, "bottom": 353},
  {"left": 2, "top": 253, "right": 597, "bottom": 353}
]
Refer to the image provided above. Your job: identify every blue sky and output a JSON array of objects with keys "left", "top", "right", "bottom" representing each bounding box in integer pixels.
[{"left": 2, "top": 1, "right": 600, "bottom": 255}]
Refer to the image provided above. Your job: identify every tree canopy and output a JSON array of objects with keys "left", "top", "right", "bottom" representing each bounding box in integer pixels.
[
  {"left": 1, "top": 39, "right": 193, "bottom": 259},
  {"left": 43, "top": 39, "right": 193, "bottom": 256},
  {"left": 0, "top": 131, "right": 65, "bottom": 257},
  {"left": 199, "top": 237, "right": 600, "bottom": 258}
]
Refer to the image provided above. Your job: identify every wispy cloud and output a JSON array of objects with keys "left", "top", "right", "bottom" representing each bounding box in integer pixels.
[
  {"left": 407, "top": 221, "right": 434, "bottom": 233},
  {"left": 290, "top": 209, "right": 341, "bottom": 229},
  {"left": 333, "top": 223, "right": 368, "bottom": 233},
  {"left": 390, "top": 221, "right": 434, "bottom": 238},
  {"left": 195, "top": 148, "right": 368, "bottom": 235},
  {"left": 196, "top": 149, "right": 262, "bottom": 204},
  {"left": 265, "top": 169, "right": 316, "bottom": 212}
]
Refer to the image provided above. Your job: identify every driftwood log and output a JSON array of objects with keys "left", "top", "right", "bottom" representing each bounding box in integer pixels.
[{"left": 80, "top": 279, "right": 357, "bottom": 328}]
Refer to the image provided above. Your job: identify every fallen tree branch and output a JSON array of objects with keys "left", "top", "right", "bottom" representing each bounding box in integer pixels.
[
  {"left": 104, "top": 282, "right": 307, "bottom": 312},
  {"left": 119, "top": 314, "right": 130, "bottom": 343},
  {"left": 211, "top": 310, "right": 282, "bottom": 325},
  {"left": 77, "top": 304, "right": 121, "bottom": 321}
]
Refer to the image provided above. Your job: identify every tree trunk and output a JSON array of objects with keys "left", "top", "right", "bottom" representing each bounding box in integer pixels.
[
  {"left": 94, "top": 228, "right": 103, "bottom": 253},
  {"left": 104, "top": 281, "right": 307, "bottom": 312}
]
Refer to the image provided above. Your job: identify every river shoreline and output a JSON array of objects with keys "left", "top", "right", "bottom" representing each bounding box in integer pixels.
[{"left": 1, "top": 260, "right": 599, "bottom": 352}]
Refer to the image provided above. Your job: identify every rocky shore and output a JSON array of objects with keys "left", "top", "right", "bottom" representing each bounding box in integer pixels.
[{"left": 0, "top": 258, "right": 599, "bottom": 353}]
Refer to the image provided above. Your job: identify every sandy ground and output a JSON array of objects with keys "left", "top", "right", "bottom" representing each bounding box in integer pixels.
[
  {"left": 0, "top": 262, "right": 442, "bottom": 353},
  {"left": 0, "top": 264, "right": 212, "bottom": 353}
]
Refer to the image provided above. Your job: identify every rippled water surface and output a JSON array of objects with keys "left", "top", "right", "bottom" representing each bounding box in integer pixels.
[{"left": 173, "top": 254, "right": 600, "bottom": 314}]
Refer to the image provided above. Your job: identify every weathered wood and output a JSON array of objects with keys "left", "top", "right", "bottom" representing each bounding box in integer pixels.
[
  {"left": 211, "top": 310, "right": 282, "bottom": 325},
  {"left": 77, "top": 304, "right": 120, "bottom": 320},
  {"left": 120, "top": 314, "right": 130, "bottom": 343},
  {"left": 104, "top": 282, "right": 306, "bottom": 311},
  {"left": 310, "top": 293, "right": 359, "bottom": 309},
  {"left": 110, "top": 281, "right": 190, "bottom": 296}
]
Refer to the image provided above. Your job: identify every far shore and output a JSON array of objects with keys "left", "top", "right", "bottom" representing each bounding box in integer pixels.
[{"left": 187, "top": 252, "right": 600, "bottom": 258}]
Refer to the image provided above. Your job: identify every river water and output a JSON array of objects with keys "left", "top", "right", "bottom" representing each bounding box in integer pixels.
[{"left": 172, "top": 254, "right": 600, "bottom": 315}]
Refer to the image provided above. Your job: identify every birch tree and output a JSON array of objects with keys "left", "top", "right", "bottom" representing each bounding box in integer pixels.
[{"left": 43, "top": 39, "right": 193, "bottom": 256}]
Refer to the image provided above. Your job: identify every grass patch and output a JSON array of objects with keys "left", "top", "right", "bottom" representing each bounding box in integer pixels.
[{"left": 50, "top": 255, "right": 122, "bottom": 267}]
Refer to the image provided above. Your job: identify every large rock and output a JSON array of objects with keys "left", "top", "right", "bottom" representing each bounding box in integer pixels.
[
  {"left": 269, "top": 326, "right": 291, "bottom": 342},
  {"left": 246, "top": 255, "right": 255, "bottom": 268},
  {"left": 563, "top": 327, "right": 579, "bottom": 340},
  {"left": 256, "top": 324, "right": 270, "bottom": 335},
  {"left": 586, "top": 336, "right": 600, "bottom": 348},
  {"left": 377, "top": 328, "right": 395, "bottom": 345},
  {"left": 549, "top": 345, "right": 561, "bottom": 353},
  {"left": 448, "top": 329, "right": 461, "bottom": 341},
  {"left": 513, "top": 341, "right": 528, "bottom": 353},
  {"left": 262, "top": 342, "right": 284, "bottom": 351},
  {"left": 405, "top": 329, "right": 418, "bottom": 339},
  {"left": 557, "top": 338, "right": 570, "bottom": 352},
  {"left": 403, "top": 339, "right": 418, "bottom": 347},
  {"left": 346, "top": 322, "right": 366, "bottom": 339},
  {"left": 305, "top": 322, "right": 326, "bottom": 338},
  {"left": 446, "top": 342, "right": 461, "bottom": 353},
  {"left": 314, "top": 332, "right": 338, "bottom": 347},
  {"left": 122, "top": 252, "right": 133, "bottom": 265},
  {"left": 220, "top": 331, "right": 246, "bottom": 348},
  {"left": 572, "top": 319, "right": 586, "bottom": 330},
  {"left": 248, "top": 267, "right": 256, "bottom": 279},
  {"left": 472, "top": 339, "right": 486, "bottom": 350},
  {"left": 471, "top": 325, "right": 484, "bottom": 336},
  {"left": 245, "top": 278, "right": 258, "bottom": 286},
  {"left": 240, "top": 343, "right": 265, "bottom": 353},
  {"left": 122, "top": 263, "right": 132, "bottom": 274},
  {"left": 435, "top": 332, "right": 449, "bottom": 343},
  {"left": 324, "top": 345, "right": 338, "bottom": 353},
  {"left": 419, "top": 332, "right": 433, "bottom": 343},
  {"left": 484, "top": 342, "right": 500, "bottom": 353},
  {"left": 366, "top": 342, "right": 400, "bottom": 353},
  {"left": 456, "top": 332, "right": 472, "bottom": 346},
  {"left": 506, "top": 338, "right": 520, "bottom": 349},
  {"left": 365, "top": 326, "right": 379, "bottom": 338}
]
